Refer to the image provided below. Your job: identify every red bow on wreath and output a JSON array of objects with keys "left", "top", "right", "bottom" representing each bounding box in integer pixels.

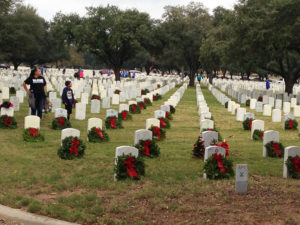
[
  {"left": 213, "top": 153, "right": 227, "bottom": 173},
  {"left": 142, "top": 90, "right": 145, "bottom": 95},
  {"left": 121, "top": 111, "right": 128, "bottom": 120},
  {"left": 110, "top": 118, "right": 117, "bottom": 129},
  {"left": 166, "top": 112, "right": 169, "bottom": 119},
  {"left": 70, "top": 138, "right": 80, "bottom": 155},
  {"left": 138, "top": 102, "right": 144, "bottom": 110},
  {"left": 153, "top": 126, "right": 161, "bottom": 139},
  {"left": 292, "top": 157, "right": 300, "bottom": 173},
  {"left": 131, "top": 105, "right": 136, "bottom": 113},
  {"left": 143, "top": 140, "right": 152, "bottom": 156},
  {"left": 145, "top": 99, "right": 149, "bottom": 103},
  {"left": 4, "top": 117, "right": 12, "bottom": 127},
  {"left": 272, "top": 142, "right": 281, "bottom": 156},
  {"left": 249, "top": 119, "right": 252, "bottom": 130},
  {"left": 94, "top": 128, "right": 104, "bottom": 139},
  {"left": 153, "top": 95, "right": 156, "bottom": 101},
  {"left": 123, "top": 156, "right": 139, "bottom": 178},
  {"left": 159, "top": 118, "right": 167, "bottom": 128},
  {"left": 288, "top": 120, "right": 294, "bottom": 130},
  {"left": 95, "top": 96, "right": 99, "bottom": 99},
  {"left": 57, "top": 117, "right": 65, "bottom": 127},
  {"left": 216, "top": 141, "right": 230, "bottom": 156},
  {"left": 29, "top": 128, "right": 39, "bottom": 137}
]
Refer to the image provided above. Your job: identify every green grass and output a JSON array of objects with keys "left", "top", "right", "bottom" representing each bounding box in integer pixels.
[{"left": 0, "top": 85, "right": 299, "bottom": 225}]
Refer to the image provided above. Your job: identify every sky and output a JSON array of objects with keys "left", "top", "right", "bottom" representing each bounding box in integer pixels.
[{"left": 23, "top": 0, "right": 238, "bottom": 21}]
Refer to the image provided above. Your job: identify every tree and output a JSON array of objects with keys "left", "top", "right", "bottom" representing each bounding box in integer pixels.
[
  {"left": 0, "top": 0, "right": 22, "bottom": 15},
  {"left": 78, "top": 6, "right": 153, "bottom": 81},
  {"left": 0, "top": 5, "right": 45, "bottom": 69},
  {"left": 162, "top": 2, "right": 212, "bottom": 86}
]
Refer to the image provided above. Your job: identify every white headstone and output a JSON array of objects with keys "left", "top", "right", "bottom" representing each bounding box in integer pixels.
[
  {"left": 272, "top": 109, "right": 282, "bottom": 122},
  {"left": 263, "top": 104, "right": 272, "bottom": 116},
  {"left": 200, "top": 119, "right": 214, "bottom": 132},
  {"left": 106, "top": 109, "right": 118, "bottom": 118},
  {"left": 90, "top": 99, "right": 100, "bottom": 114},
  {"left": 154, "top": 110, "right": 166, "bottom": 119},
  {"left": 55, "top": 108, "right": 68, "bottom": 118},
  {"left": 146, "top": 118, "right": 160, "bottom": 130},
  {"left": 24, "top": 115, "right": 40, "bottom": 129},
  {"left": 251, "top": 120, "right": 264, "bottom": 139},
  {"left": 75, "top": 103, "right": 86, "bottom": 120},
  {"left": 263, "top": 130, "right": 279, "bottom": 157},
  {"left": 88, "top": 118, "right": 102, "bottom": 131},
  {"left": 283, "top": 146, "right": 300, "bottom": 178},
  {"left": 134, "top": 129, "right": 152, "bottom": 145},
  {"left": 61, "top": 128, "right": 80, "bottom": 144},
  {"left": 202, "top": 131, "right": 218, "bottom": 148}
]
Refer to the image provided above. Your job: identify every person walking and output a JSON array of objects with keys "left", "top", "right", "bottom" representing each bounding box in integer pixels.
[
  {"left": 62, "top": 81, "right": 75, "bottom": 120},
  {"left": 197, "top": 73, "right": 202, "bottom": 84},
  {"left": 23, "top": 67, "right": 47, "bottom": 118},
  {"left": 266, "top": 77, "right": 270, "bottom": 90}
]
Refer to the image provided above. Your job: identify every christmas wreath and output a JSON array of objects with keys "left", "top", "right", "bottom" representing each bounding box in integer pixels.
[
  {"left": 257, "top": 96, "right": 263, "bottom": 102},
  {"left": 285, "top": 119, "right": 298, "bottom": 130},
  {"left": 149, "top": 126, "right": 166, "bottom": 141},
  {"left": 114, "top": 90, "right": 120, "bottom": 95},
  {"left": 91, "top": 95, "right": 100, "bottom": 100},
  {"left": 165, "top": 111, "right": 173, "bottom": 120},
  {"left": 265, "top": 141, "right": 284, "bottom": 158},
  {"left": 243, "top": 118, "right": 253, "bottom": 130},
  {"left": 57, "top": 136, "right": 86, "bottom": 160},
  {"left": 105, "top": 116, "right": 123, "bottom": 129},
  {"left": 192, "top": 136, "right": 205, "bottom": 159},
  {"left": 246, "top": 99, "right": 250, "bottom": 106},
  {"left": 202, "top": 129, "right": 223, "bottom": 142},
  {"left": 286, "top": 155, "right": 300, "bottom": 179},
  {"left": 135, "top": 139, "right": 160, "bottom": 157},
  {"left": 144, "top": 98, "right": 152, "bottom": 106},
  {"left": 170, "top": 105, "right": 176, "bottom": 114},
  {"left": 159, "top": 117, "right": 170, "bottom": 129},
  {"left": 253, "top": 129, "right": 264, "bottom": 141},
  {"left": 9, "top": 87, "right": 16, "bottom": 94},
  {"left": 215, "top": 141, "right": 230, "bottom": 156},
  {"left": 0, "top": 101, "right": 13, "bottom": 109},
  {"left": 157, "top": 84, "right": 161, "bottom": 88},
  {"left": 52, "top": 117, "right": 71, "bottom": 130},
  {"left": 138, "top": 101, "right": 147, "bottom": 110},
  {"left": 118, "top": 110, "right": 132, "bottom": 121},
  {"left": 88, "top": 127, "right": 109, "bottom": 143},
  {"left": 153, "top": 93, "right": 162, "bottom": 101},
  {"left": 0, "top": 115, "right": 17, "bottom": 129},
  {"left": 115, "top": 155, "right": 145, "bottom": 180},
  {"left": 23, "top": 128, "right": 44, "bottom": 142},
  {"left": 129, "top": 104, "right": 141, "bottom": 114},
  {"left": 225, "top": 101, "right": 228, "bottom": 108},
  {"left": 141, "top": 89, "right": 150, "bottom": 95},
  {"left": 203, "top": 153, "right": 234, "bottom": 180}
]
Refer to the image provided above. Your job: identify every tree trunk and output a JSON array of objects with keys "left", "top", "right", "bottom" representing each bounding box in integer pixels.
[
  {"left": 284, "top": 73, "right": 297, "bottom": 94},
  {"left": 13, "top": 62, "right": 19, "bottom": 71},
  {"left": 247, "top": 72, "right": 251, "bottom": 80},
  {"left": 113, "top": 67, "right": 121, "bottom": 81},
  {"left": 241, "top": 73, "right": 244, "bottom": 80},
  {"left": 222, "top": 70, "right": 226, "bottom": 78},
  {"left": 208, "top": 71, "right": 213, "bottom": 84},
  {"left": 188, "top": 72, "right": 195, "bottom": 86},
  {"left": 230, "top": 72, "right": 233, "bottom": 79}
]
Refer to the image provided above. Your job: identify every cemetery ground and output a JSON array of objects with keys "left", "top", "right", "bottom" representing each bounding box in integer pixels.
[{"left": 0, "top": 86, "right": 300, "bottom": 225}]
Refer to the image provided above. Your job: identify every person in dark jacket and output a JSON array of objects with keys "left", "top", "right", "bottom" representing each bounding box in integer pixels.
[
  {"left": 62, "top": 81, "right": 75, "bottom": 120},
  {"left": 23, "top": 67, "right": 47, "bottom": 118}
]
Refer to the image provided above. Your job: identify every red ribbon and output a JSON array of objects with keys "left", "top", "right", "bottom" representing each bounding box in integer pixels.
[
  {"left": 216, "top": 141, "right": 230, "bottom": 156},
  {"left": 138, "top": 102, "right": 144, "bottom": 110},
  {"left": 153, "top": 126, "right": 161, "bottom": 139},
  {"left": 249, "top": 119, "right": 252, "bottom": 130},
  {"left": 110, "top": 118, "right": 117, "bottom": 129},
  {"left": 292, "top": 157, "right": 300, "bottom": 173},
  {"left": 288, "top": 120, "right": 294, "bottom": 130},
  {"left": 70, "top": 137, "right": 80, "bottom": 155},
  {"left": 272, "top": 142, "right": 281, "bottom": 156},
  {"left": 94, "top": 128, "right": 104, "bottom": 139},
  {"left": 213, "top": 153, "right": 227, "bottom": 173},
  {"left": 121, "top": 111, "right": 128, "bottom": 120},
  {"left": 144, "top": 99, "right": 149, "bottom": 103},
  {"left": 131, "top": 105, "right": 136, "bottom": 113},
  {"left": 260, "top": 133, "right": 264, "bottom": 139},
  {"left": 123, "top": 156, "right": 139, "bottom": 178},
  {"left": 166, "top": 112, "right": 169, "bottom": 119},
  {"left": 94, "top": 95, "right": 99, "bottom": 99},
  {"left": 141, "top": 90, "right": 145, "bottom": 95},
  {"left": 143, "top": 141, "right": 152, "bottom": 156},
  {"left": 115, "top": 91, "right": 120, "bottom": 95},
  {"left": 57, "top": 117, "right": 65, "bottom": 127},
  {"left": 4, "top": 117, "right": 12, "bottom": 127},
  {"left": 29, "top": 128, "right": 39, "bottom": 137},
  {"left": 159, "top": 118, "right": 167, "bottom": 128},
  {"left": 153, "top": 95, "right": 156, "bottom": 101}
]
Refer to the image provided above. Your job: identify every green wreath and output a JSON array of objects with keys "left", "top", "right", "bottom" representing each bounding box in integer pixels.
[
  {"left": 192, "top": 136, "right": 205, "bottom": 159},
  {"left": 165, "top": 111, "right": 173, "bottom": 120},
  {"left": 118, "top": 111, "right": 132, "bottom": 121},
  {"left": 245, "top": 99, "right": 250, "bottom": 107},
  {"left": 115, "top": 154, "right": 145, "bottom": 180},
  {"left": 141, "top": 89, "right": 150, "bottom": 95},
  {"left": 265, "top": 141, "right": 284, "bottom": 158},
  {"left": 88, "top": 127, "right": 109, "bottom": 143},
  {"left": 153, "top": 94, "right": 162, "bottom": 101},
  {"left": 149, "top": 126, "right": 166, "bottom": 141},
  {"left": 170, "top": 106, "right": 176, "bottom": 114},
  {"left": 285, "top": 119, "right": 298, "bottom": 130},
  {"left": 203, "top": 154, "right": 234, "bottom": 180},
  {"left": 135, "top": 139, "right": 160, "bottom": 157},
  {"left": 91, "top": 95, "right": 100, "bottom": 100},
  {"left": 202, "top": 129, "right": 222, "bottom": 142},
  {"left": 286, "top": 155, "right": 300, "bottom": 179},
  {"left": 57, "top": 136, "right": 86, "bottom": 160},
  {"left": 144, "top": 98, "right": 152, "bottom": 106},
  {"left": 0, "top": 115, "right": 17, "bottom": 129},
  {"left": 253, "top": 130, "right": 264, "bottom": 141},
  {"left": 105, "top": 116, "right": 123, "bottom": 129},
  {"left": 159, "top": 117, "right": 170, "bottom": 129},
  {"left": 9, "top": 87, "right": 16, "bottom": 94},
  {"left": 52, "top": 117, "right": 71, "bottom": 130},
  {"left": 243, "top": 118, "right": 253, "bottom": 130},
  {"left": 129, "top": 104, "right": 141, "bottom": 114},
  {"left": 114, "top": 90, "right": 120, "bottom": 95},
  {"left": 225, "top": 101, "right": 229, "bottom": 108},
  {"left": 23, "top": 128, "right": 45, "bottom": 142},
  {"left": 138, "top": 101, "right": 147, "bottom": 110},
  {"left": 257, "top": 96, "right": 263, "bottom": 102}
]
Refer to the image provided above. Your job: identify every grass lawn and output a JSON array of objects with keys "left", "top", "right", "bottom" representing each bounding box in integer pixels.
[{"left": 0, "top": 85, "right": 299, "bottom": 225}]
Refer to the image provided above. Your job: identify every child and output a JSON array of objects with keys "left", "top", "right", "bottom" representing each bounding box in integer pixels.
[{"left": 62, "top": 81, "right": 75, "bottom": 120}]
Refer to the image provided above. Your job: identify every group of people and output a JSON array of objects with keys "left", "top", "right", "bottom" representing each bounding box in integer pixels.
[{"left": 23, "top": 67, "right": 75, "bottom": 120}]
